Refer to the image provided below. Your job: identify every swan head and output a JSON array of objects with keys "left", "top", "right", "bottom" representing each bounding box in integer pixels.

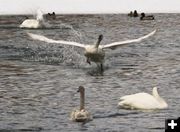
[
  {"left": 78, "top": 86, "right": 84, "bottom": 93},
  {"left": 98, "top": 34, "right": 103, "bottom": 42}
]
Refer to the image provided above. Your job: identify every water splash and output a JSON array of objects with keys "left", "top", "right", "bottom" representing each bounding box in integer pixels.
[
  {"left": 36, "top": 9, "right": 44, "bottom": 21},
  {"left": 59, "top": 23, "right": 83, "bottom": 42},
  {"left": 35, "top": 9, "right": 52, "bottom": 28}
]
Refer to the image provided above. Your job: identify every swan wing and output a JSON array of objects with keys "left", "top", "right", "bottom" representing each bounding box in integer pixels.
[
  {"left": 102, "top": 29, "right": 156, "bottom": 49},
  {"left": 27, "top": 33, "right": 86, "bottom": 48},
  {"left": 120, "top": 93, "right": 152, "bottom": 101}
]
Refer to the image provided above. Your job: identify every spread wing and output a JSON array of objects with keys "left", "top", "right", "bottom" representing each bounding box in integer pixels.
[
  {"left": 27, "top": 33, "right": 86, "bottom": 48},
  {"left": 102, "top": 29, "right": 156, "bottom": 49}
]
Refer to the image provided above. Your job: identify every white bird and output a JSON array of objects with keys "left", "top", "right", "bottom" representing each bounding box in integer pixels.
[
  {"left": 20, "top": 10, "right": 45, "bottom": 28},
  {"left": 70, "top": 86, "right": 92, "bottom": 122},
  {"left": 118, "top": 87, "right": 168, "bottom": 110},
  {"left": 27, "top": 29, "right": 156, "bottom": 71}
]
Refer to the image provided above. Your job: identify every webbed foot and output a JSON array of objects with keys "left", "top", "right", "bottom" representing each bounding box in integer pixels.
[{"left": 87, "top": 58, "right": 91, "bottom": 65}]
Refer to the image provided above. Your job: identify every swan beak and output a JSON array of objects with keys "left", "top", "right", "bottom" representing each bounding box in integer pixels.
[{"left": 99, "top": 34, "right": 103, "bottom": 41}]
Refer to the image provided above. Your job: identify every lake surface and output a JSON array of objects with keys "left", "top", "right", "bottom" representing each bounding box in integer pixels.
[{"left": 0, "top": 14, "right": 180, "bottom": 132}]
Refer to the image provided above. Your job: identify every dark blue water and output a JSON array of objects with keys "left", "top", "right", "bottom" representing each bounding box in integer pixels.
[{"left": 0, "top": 14, "right": 180, "bottom": 132}]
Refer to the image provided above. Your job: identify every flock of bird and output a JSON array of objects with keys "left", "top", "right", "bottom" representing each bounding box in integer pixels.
[{"left": 20, "top": 10, "right": 168, "bottom": 122}]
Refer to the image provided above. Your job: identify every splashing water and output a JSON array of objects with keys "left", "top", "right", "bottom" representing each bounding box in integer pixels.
[
  {"left": 21, "top": 12, "right": 85, "bottom": 66},
  {"left": 59, "top": 23, "right": 83, "bottom": 42},
  {"left": 57, "top": 23, "right": 87, "bottom": 67},
  {"left": 36, "top": 10, "right": 44, "bottom": 21},
  {"left": 35, "top": 9, "right": 52, "bottom": 28}
]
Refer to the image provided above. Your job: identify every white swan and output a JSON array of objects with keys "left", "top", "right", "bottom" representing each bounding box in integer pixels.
[
  {"left": 118, "top": 87, "right": 168, "bottom": 110},
  {"left": 70, "top": 86, "right": 92, "bottom": 122},
  {"left": 27, "top": 29, "right": 156, "bottom": 71},
  {"left": 20, "top": 10, "right": 45, "bottom": 28}
]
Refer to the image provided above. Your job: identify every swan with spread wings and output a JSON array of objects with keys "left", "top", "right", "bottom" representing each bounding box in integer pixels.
[{"left": 27, "top": 29, "right": 156, "bottom": 71}]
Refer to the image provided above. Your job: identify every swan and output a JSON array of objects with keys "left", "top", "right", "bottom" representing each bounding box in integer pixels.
[
  {"left": 70, "top": 86, "right": 92, "bottom": 122},
  {"left": 20, "top": 10, "right": 45, "bottom": 28},
  {"left": 118, "top": 87, "right": 168, "bottom": 110},
  {"left": 27, "top": 29, "right": 156, "bottom": 71}
]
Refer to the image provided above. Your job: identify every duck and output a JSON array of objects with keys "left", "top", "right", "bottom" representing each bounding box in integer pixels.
[
  {"left": 128, "top": 10, "right": 139, "bottom": 17},
  {"left": 20, "top": 10, "right": 45, "bottom": 28},
  {"left": 127, "top": 11, "right": 133, "bottom": 17},
  {"left": 70, "top": 86, "right": 92, "bottom": 122},
  {"left": 46, "top": 12, "right": 56, "bottom": 20},
  {"left": 140, "top": 13, "right": 155, "bottom": 20},
  {"left": 27, "top": 29, "right": 156, "bottom": 71},
  {"left": 118, "top": 87, "right": 168, "bottom": 110},
  {"left": 133, "top": 10, "right": 139, "bottom": 17}
]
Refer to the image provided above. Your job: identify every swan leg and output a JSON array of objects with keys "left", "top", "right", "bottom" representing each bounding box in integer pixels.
[
  {"left": 100, "top": 63, "right": 104, "bottom": 72},
  {"left": 86, "top": 58, "right": 91, "bottom": 65}
]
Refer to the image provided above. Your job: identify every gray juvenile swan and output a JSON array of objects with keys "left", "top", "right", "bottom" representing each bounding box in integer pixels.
[
  {"left": 118, "top": 87, "right": 168, "bottom": 110},
  {"left": 27, "top": 29, "right": 156, "bottom": 71},
  {"left": 70, "top": 86, "right": 92, "bottom": 122}
]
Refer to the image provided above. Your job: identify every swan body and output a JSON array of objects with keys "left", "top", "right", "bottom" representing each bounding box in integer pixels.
[
  {"left": 20, "top": 10, "right": 45, "bottom": 28},
  {"left": 118, "top": 87, "right": 168, "bottom": 110},
  {"left": 71, "top": 109, "right": 92, "bottom": 122},
  {"left": 20, "top": 19, "right": 42, "bottom": 28},
  {"left": 70, "top": 86, "right": 92, "bottom": 122},
  {"left": 84, "top": 45, "right": 105, "bottom": 64},
  {"left": 84, "top": 35, "right": 104, "bottom": 63},
  {"left": 27, "top": 29, "right": 156, "bottom": 71}
]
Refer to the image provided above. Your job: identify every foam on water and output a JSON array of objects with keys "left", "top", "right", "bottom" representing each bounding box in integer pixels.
[{"left": 36, "top": 9, "right": 44, "bottom": 21}]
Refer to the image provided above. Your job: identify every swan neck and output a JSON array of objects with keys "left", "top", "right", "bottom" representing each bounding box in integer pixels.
[
  {"left": 80, "top": 90, "right": 85, "bottom": 110},
  {"left": 95, "top": 38, "right": 102, "bottom": 48},
  {"left": 152, "top": 87, "right": 165, "bottom": 103},
  {"left": 95, "top": 42, "right": 100, "bottom": 48},
  {"left": 152, "top": 87, "right": 167, "bottom": 108},
  {"left": 152, "top": 87, "right": 160, "bottom": 99}
]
